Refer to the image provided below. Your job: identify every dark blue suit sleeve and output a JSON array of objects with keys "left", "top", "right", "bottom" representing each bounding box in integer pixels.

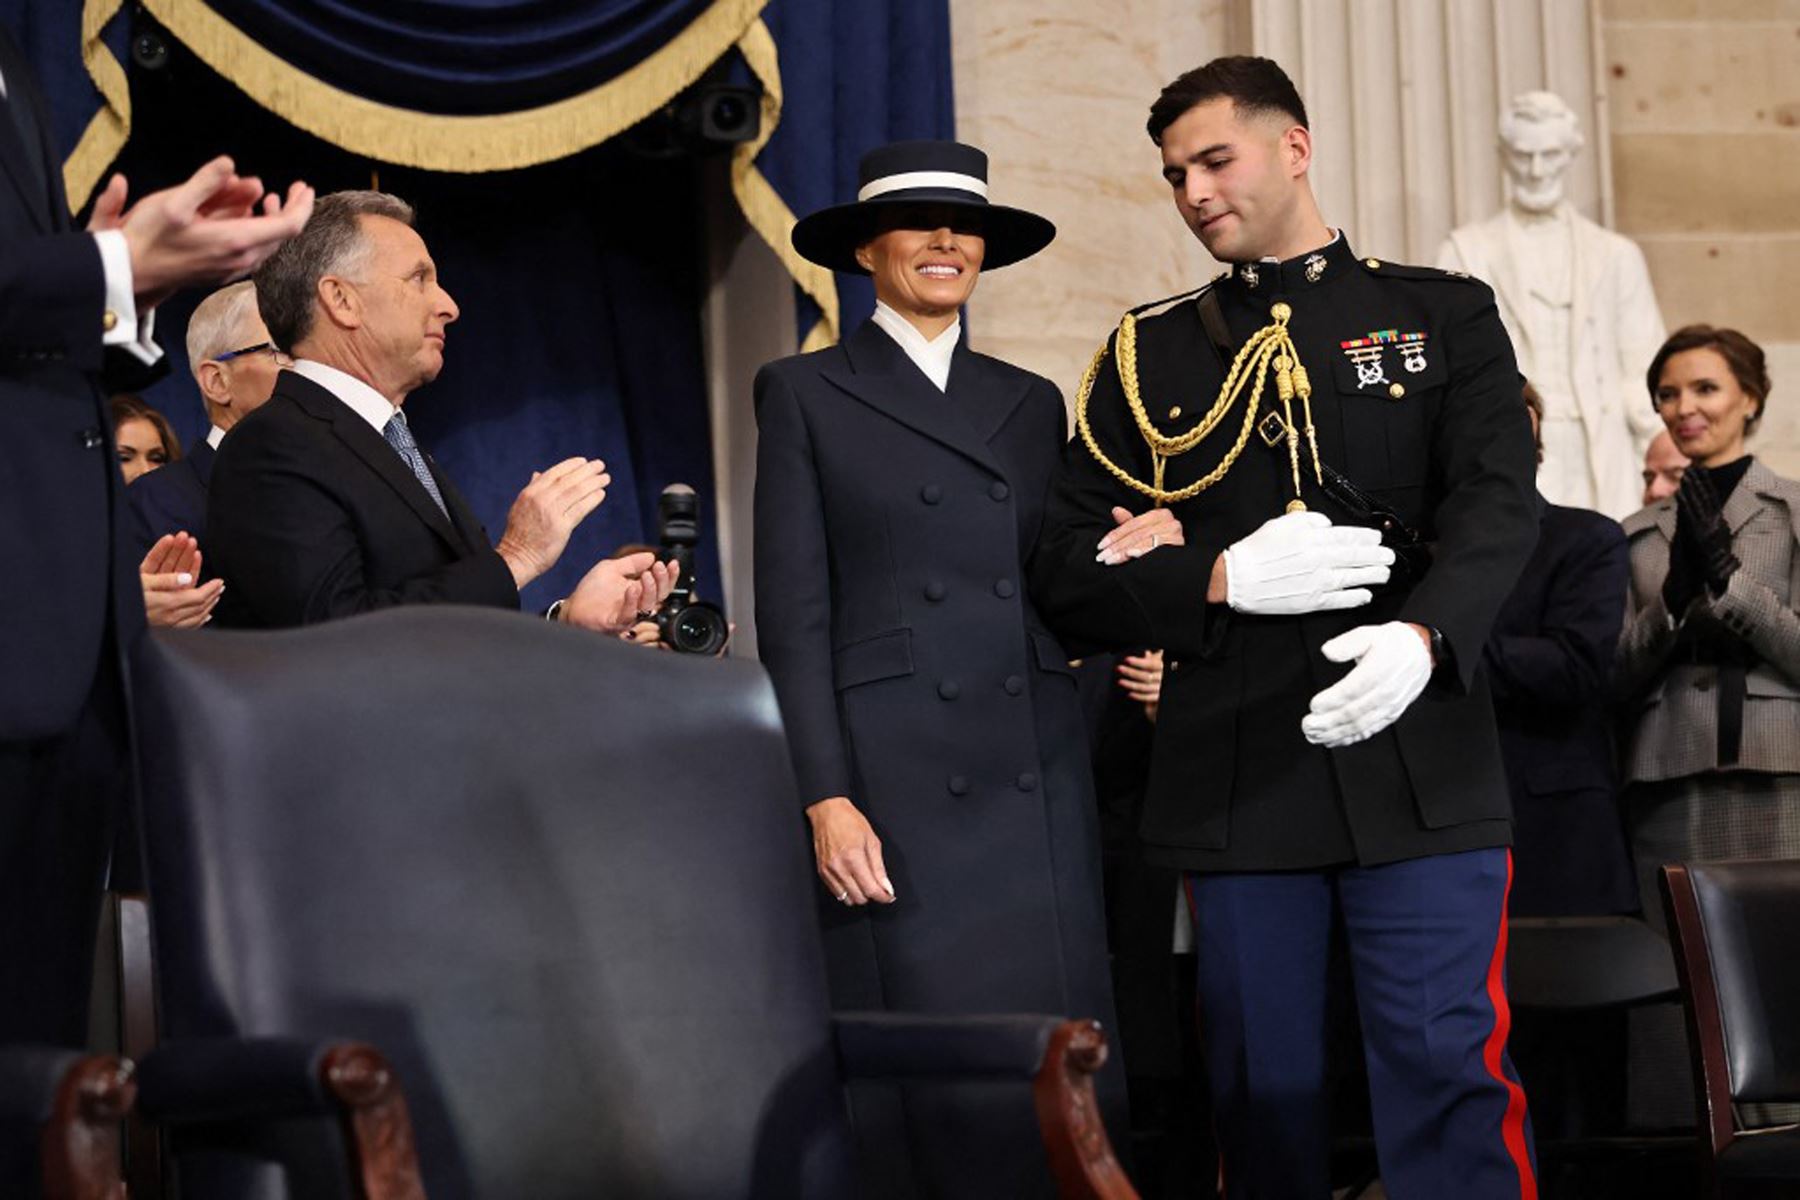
[
  {"left": 751, "top": 365, "right": 850, "bottom": 808},
  {"left": 0, "top": 233, "right": 106, "bottom": 374},
  {"left": 1397, "top": 283, "right": 1540, "bottom": 691},
  {"left": 1483, "top": 516, "right": 1629, "bottom": 707}
]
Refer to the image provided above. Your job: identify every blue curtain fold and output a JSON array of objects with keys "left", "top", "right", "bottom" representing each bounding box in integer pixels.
[
  {"left": 202, "top": 0, "right": 718, "bottom": 114},
  {"left": 750, "top": 0, "right": 955, "bottom": 341}
]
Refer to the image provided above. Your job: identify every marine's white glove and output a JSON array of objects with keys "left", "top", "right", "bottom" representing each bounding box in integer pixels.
[
  {"left": 1302, "top": 622, "right": 1432, "bottom": 748},
  {"left": 1224, "top": 512, "right": 1394, "bottom": 615}
]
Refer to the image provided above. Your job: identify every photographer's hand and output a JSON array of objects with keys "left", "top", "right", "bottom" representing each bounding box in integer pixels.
[
  {"left": 806, "top": 796, "right": 895, "bottom": 906},
  {"left": 559, "top": 552, "right": 680, "bottom": 634},
  {"left": 495, "top": 457, "right": 611, "bottom": 589}
]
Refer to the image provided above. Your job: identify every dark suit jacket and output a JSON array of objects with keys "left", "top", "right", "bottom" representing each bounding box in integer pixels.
[
  {"left": 128, "top": 437, "right": 214, "bottom": 560},
  {"left": 0, "top": 27, "right": 162, "bottom": 740},
  {"left": 1484, "top": 498, "right": 1636, "bottom": 916},
  {"left": 1030, "top": 236, "right": 1540, "bottom": 872},
  {"left": 208, "top": 370, "right": 518, "bottom": 628}
]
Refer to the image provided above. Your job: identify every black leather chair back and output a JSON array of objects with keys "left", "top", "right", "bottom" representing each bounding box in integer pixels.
[
  {"left": 1683, "top": 861, "right": 1800, "bottom": 1103},
  {"left": 133, "top": 608, "right": 855, "bottom": 1198}
]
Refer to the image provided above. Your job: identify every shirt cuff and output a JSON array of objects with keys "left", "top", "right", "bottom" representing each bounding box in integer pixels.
[{"left": 93, "top": 229, "right": 163, "bottom": 367}]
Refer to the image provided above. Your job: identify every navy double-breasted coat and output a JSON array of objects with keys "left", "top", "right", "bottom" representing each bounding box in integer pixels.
[{"left": 752, "top": 318, "right": 1121, "bottom": 1193}]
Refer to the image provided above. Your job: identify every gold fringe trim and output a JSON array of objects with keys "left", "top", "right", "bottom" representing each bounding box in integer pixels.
[
  {"left": 728, "top": 17, "right": 839, "bottom": 351},
  {"left": 62, "top": 0, "right": 130, "bottom": 213},
  {"left": 137, "top": 0, "right": 768, "bottom": 173}
]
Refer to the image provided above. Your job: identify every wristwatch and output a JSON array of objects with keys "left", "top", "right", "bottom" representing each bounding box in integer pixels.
[{"left": 1424, "top": 625, "right": 1448, "bottom": 672}]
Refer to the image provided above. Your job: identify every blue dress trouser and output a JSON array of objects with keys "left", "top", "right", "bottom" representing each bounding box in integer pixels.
[{"left": 1184, "top": 847, "right": 1537, "bottom": 1200}]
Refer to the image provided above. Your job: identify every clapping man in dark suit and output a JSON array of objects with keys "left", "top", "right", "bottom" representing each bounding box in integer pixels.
[
  {"left": 209, "top": 190, "right": 674, "bottom": 630},
  {"left": 1, "top": 18, "right": 313, "bottom": 1059}
]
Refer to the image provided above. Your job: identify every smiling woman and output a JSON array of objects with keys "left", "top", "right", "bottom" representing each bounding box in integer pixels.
[
  {"left": 1615, "top": 323, "right": 1800, "bottom": 1125},
  {"left": 753, "top": 140, "right": 1151, "bottom": 1196}
]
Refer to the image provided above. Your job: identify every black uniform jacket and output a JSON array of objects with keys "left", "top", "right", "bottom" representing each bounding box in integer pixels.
[
  {"left": 128, "top": 437, "right": 214, "bottom": 560},
  {"left": 208, "top": 370, "right": 518, "bottom": 628},
  {"left": 0, "top": 26, "right": 163, "bottom": 740},
  {"left": 1483, "top": 498, "right": 1636, "bottom": 916},
  {"left": 1030, "top": 235, "right": 1539, "bottom": 872}
]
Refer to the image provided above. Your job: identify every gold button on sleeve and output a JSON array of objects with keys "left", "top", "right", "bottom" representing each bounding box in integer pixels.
[{"left": 102, "top": 310, "right": 118, "bottom": 333}]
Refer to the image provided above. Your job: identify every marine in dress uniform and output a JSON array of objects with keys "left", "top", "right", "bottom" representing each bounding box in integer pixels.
[
  {"left": 754, "top": 141, "right": 1129, "bottom": 1197},
  {"left": 1030, "top": 57, "right": 1542, "bottom": 1199}
]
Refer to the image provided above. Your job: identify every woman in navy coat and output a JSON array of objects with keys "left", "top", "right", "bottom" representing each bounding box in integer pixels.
[{"left": 753, "top": 141, "right": 1175, "bottom": 1196}]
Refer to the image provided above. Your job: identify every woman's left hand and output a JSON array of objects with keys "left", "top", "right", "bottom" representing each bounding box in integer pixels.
[
  {"left": 1097, "top": 506, "right": 1184, "bottom": 566},
  {"left": 1116, "top": 649, "right": 1165, "bottom": 721}
]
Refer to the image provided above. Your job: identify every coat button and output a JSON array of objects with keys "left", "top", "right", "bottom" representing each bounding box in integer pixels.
[
  {"left": 923, "top": 581, "right": 947, "bottom": 602},
  {"left": 993, "top": 579, "right": 1016, "bottom": 599},
  {"left": 79, "top": 427, "right": 104, "bottom": 450},
  {"left": 989, "top": 481, "right": 1010, "bottom": 501},
  {"left": 938, "top": 680, "right": 961, "bottom": 700},
  {"left": 1004, "top": 675, "right": 1024, "bottom": 695},
  {"left": 1015, "top": 772, "right": 1038, "bottom": 792},
  {"left": 920, "top": 484, "right": 943, "bottom": 505},
  {"left": 947, "top": 775, "right": 971, "bottom": 796}
]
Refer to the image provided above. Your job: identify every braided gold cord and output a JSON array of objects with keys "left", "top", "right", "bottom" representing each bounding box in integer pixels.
[{"left": 1072, "top": 299, "right": 1317, "bottom": 507}]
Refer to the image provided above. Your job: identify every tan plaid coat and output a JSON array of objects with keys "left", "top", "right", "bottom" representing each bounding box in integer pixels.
[{"left": 1617, "top": 459, "right": 1800, "bottom": 781}]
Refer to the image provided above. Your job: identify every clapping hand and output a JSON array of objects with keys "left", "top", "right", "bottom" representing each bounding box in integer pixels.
[
  {"left": 1676, "top": 468, "right": 1740, "bottom": 598},
  {"left": 101, "top": 157, "right": 315, "bottom": 310},
  {"left": 1224, "top": 511, "right": 1393, "bottom": 615},
  {"left": 494, "top": 458, "right": 612, "bottom": 588},
  {"left": 560, "top": 551, "right": 680, "bottom": 635},
  {"left": 140, "top": 533, "right": 224, "bottom": 628}
]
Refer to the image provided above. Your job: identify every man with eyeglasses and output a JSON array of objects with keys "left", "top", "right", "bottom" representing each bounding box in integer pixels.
[{"left": 128, "top": 281, "right": 281, "bottom": 557}]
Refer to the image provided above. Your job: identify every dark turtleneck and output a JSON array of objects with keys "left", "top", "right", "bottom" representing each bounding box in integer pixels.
[{"left": 1690, "top": 454, "right": 1753, "bottom": 502}]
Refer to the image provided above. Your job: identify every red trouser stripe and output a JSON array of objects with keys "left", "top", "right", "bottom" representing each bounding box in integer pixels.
[{"left": 1480, "top": 849, "right": 1538, "bottom": 1200}]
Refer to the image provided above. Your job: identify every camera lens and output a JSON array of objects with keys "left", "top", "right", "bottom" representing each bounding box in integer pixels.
[{"left": 671, "top": 604, "right": 729, "bottom": 656}]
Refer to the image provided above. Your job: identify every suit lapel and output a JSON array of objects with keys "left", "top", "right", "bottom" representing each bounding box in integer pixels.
[
  {"left": 280, "top": 373, "right": 461, "bottom": 550},
  {"left": 426, "top": 452, "right": 490, "bottom": 555},
  {"left": 947, "top": 341, "right": 1030, "bottom": 447},
  {"left": 1726, "top": 459, "right": 1777, "bottom": 535},
  {"left": 821, "top": 321, "right": 1004, "bottom": 476},
  {"left": 0, "top": 33, "right": 54, "bottom": 231}
]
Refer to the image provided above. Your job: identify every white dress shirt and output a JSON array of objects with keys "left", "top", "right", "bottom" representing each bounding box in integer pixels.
[
  {"left": 870, "top": 300, "right": 960, "bottom": 392},
  {"left": 287, "top": 359, "right": 399, "bottom": 432},
  {"left": 205, "top": 424, "right": 226, "bottom": 451}
]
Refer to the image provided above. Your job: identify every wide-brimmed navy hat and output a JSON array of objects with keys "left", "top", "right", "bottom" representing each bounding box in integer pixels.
[{"left": 791, "top": 140, "right": 1056, "bottom": 275}]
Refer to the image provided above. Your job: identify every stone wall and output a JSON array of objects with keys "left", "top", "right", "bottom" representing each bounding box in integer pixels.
[{"left": 1602, "top": 0, "right": 1800, "bottom": 475}]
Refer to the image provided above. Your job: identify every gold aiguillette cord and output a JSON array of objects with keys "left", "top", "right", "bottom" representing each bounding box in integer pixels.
[{"left": 1074, "top": 299, "right": 1324, "bottom": 509}]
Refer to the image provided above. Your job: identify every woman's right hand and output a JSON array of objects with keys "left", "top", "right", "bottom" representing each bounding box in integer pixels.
[{"left": 805, "top": 796, "right": 896, "bottom": 906}]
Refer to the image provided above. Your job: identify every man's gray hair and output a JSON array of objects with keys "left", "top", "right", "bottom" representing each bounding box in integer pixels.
[
  {"left": 253, "top": 190, "right": 415, "bottom": 352},
  {"left": 184, "top": 280, "right": 262, "bottom": 379},
  {"left": 1498, "top": 91, "right": 1585, "bottom": 154}
]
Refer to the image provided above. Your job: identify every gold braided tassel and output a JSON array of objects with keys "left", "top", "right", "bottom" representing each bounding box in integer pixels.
[{"left": 1074, "top": 298, "right": 1323, "bottom": 507}]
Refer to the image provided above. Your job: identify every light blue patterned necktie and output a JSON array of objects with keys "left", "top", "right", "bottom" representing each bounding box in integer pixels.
[{"left": 381, "top": 410, "right": 449, "bottom": 519}]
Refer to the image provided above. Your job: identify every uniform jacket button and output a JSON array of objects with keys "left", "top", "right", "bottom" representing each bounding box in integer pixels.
[
  {"left": 938, "top": 680, "right": 961, "bottom": 700},
  {"left": 993, "top": 579, "right": 1016, "bottom": 599},
  {"left": 923, "top": 581, "right": 947, "bottom": 602},
  {"left": 989, "top": 481, "right": 1010, "bottom": 501},
  {"left": 947, "top": 775, "right": 971, "bottom": 796},
  {"left": 79, "top": 427, "right": 104, "bottom": 450},
  {"left": 1015, "top": 772, "right": 1038, "bottom": 792},
  {"left": 920, "top": 484, "right": 943, "bottom": 505},
  {"left": 1004, "top": 675, "right": 1024, "bottom": 695}
]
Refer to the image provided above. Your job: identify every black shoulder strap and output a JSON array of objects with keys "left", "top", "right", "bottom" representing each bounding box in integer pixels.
[{"left": 1195, "top": 286, "right": 1234, "bottom": 372}]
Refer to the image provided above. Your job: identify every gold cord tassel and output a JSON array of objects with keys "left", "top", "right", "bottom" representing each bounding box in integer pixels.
[{"left": 1074, "top": 298, "right": 1323, "bottom": 508}]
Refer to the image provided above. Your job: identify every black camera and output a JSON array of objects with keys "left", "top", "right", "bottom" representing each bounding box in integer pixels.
[{"left": 654, "top": 484, "right": 730, "bottom": 655}]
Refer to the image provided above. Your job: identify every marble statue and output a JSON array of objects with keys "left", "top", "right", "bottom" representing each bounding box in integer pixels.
[{"left": 1438, "top": 91, "right": 1667, "bottom": 518}]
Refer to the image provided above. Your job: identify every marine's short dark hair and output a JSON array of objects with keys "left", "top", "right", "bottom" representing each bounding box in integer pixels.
[
  {"left": 253, "top": 190, "right": 415, "bottom": 352},
  {"left": 1147, "top": 56, "right": 1309, "bottom": 145}
]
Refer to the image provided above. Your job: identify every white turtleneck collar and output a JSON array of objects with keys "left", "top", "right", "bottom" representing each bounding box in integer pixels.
[{"left": 870, "top": 300, "right": 960, "bottom": 393}]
